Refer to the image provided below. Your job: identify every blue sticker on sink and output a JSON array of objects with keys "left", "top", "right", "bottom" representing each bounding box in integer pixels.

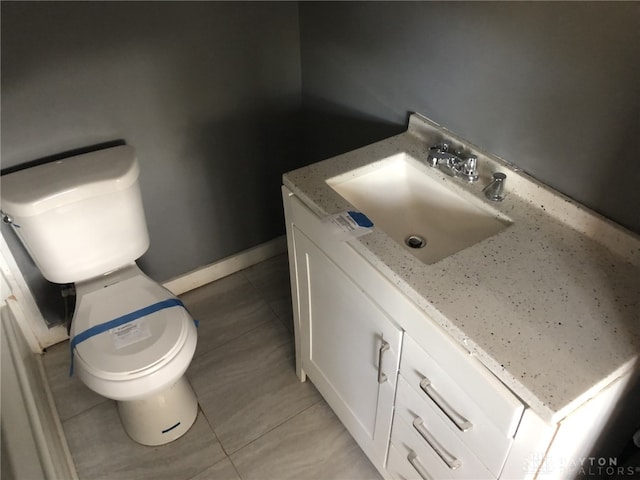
[{"left": 348, "top": 211, "right": 374, "bottom": 228}]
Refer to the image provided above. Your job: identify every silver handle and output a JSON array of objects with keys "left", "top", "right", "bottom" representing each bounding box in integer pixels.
[
  {"left": 419, "top": 377, "right": 472, "bottom": 432},
  {"left": 377, "top": 340, "right": 390, "bottom": 384},
  {"left": 461, "top": 155, "right": 479, "bottom": 182},
  {"left": 407, "top": 451, "right": 434, "bottom": 480},
  {"left": 429, "top": 143, "right": 449, "bottom": 153},
  {"left": 412, "top": 417, "right": 462, "bottom": 470}
]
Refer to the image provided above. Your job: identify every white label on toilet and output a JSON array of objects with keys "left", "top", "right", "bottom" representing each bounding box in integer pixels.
[{"left": 110, "top": 320, "right": 152, "bottom": 350}]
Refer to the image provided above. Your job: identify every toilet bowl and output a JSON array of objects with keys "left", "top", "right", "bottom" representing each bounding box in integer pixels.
[
  {"left": 70, "top": 264, "right": 198, "bottom": 445},
  {"left": 0, "top": 145, "right": 199, "bottom": 446}
]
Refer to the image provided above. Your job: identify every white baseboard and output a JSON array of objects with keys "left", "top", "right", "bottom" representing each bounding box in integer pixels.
[{"left": 162, "top": 236, "right": 287, "bottom": 296}]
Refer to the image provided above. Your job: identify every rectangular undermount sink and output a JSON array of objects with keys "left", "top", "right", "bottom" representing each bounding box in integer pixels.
[{"left": 327, "top": 153, "right": 511, "bottom": 264}]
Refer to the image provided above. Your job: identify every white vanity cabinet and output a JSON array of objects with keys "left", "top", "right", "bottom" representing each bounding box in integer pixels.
[
  {"left": 293, "top": 228, "right": 402, "bottom": 472},
  {"left": 282, "top": 113, "right": 640, "bottom": 480},
  {"left": 282, "top": 186, "right": 530, "bottom": 479},
  {"left": 282, "top": 185, "right": 633, "bottom": 480},
  {"left": 283, "top": 188, "right": 402, "bottom": 475}
]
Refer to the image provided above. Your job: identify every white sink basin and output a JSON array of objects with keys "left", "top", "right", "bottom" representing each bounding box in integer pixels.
[{"left": 327, "top": 154, "right": 511, "bottom": 264}]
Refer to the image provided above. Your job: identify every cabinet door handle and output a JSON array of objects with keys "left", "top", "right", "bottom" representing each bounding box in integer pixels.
[
  {"left": 419, "top": 377, "right": 473, "bottom": 432},
  {"left": 377, "top": 340, "right": 390, "bottom": 384},
  {"left": 407, "top": 451, "right": 434, "bottom": 480},
  {"left": 412, "top": 417, "right": 462, "bottom": 470}
]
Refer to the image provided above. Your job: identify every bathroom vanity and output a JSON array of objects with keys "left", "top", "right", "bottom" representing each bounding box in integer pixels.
[{"left": 282, "top": 114, "right": 640, "bottom": 479}]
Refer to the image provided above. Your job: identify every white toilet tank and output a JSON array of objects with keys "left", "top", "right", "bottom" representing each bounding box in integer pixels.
[{"left": 0, "top": 145, "right": 150, "bottom": 283}]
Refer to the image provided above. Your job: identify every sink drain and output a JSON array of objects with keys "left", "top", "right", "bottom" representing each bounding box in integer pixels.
[{"left": 405, "top": 235, "right": 427, "bottom": 249}]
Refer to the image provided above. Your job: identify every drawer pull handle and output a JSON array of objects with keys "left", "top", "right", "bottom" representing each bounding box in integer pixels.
[
  {"left": 377, "top": 340, "right": 390, "bottom": 384},
  {"left": 407, "top": 451, "right": 434, "bottom": 480},
  {"left": 419, "top": 377, "right": 473, "bottom": 432},
  {"left": 412, "top": 417, "right": 462, "bottom": 470}
]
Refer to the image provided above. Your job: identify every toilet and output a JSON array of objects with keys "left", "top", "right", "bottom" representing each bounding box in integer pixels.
[{"left": 0, "top": 145, "right": 198, "bottom": 446}]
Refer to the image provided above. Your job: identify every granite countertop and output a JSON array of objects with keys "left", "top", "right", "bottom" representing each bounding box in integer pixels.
[{"left": 283, "top": 113, "right": 640, "bottom": 423}]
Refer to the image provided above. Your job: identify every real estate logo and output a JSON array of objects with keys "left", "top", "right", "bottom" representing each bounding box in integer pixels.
[{"left": 525, "top": 454, "right": 640, "bottom": 477}]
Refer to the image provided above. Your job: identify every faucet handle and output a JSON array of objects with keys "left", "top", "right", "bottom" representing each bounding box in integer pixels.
[
  {"left": 429, "top": 143, "right": 449, "bottom": 153},
  {"left": 427, "top": 143, "right": 451, "bottom": 167},
  {"left": 461, "top": 155, "right": 478, "bottom": 183}
]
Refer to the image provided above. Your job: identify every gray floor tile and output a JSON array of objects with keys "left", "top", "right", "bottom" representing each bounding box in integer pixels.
[
  {"left": 189, "top": 458, "right": 241, "bottom": 480},
  {"left": 243, "top": 254, "right": 294, "bottom": 331},
  {"left": 242, "top": 254, "right": 290, "bottom": 293},
  {"left": 180, "top": 272, "right": 279, "bottom": 358},
  {"left": 187, "top": 321, "right": 321, "bottom": 454},
  {"left": 42, "top": 340, "right": 107, "bottom": 421},
  {"left": 230, "top": 402, "right": 382, "bottom": 480},
  {"left": 64, "top": 402, "right": 224, "bottom": 480}
]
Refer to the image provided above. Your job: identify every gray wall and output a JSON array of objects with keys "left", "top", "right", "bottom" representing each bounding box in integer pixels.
[
  {"left": 2, "top": 1, "right": 639, "bottom": 326},
  {"left": 1, "top": 2, "right": 301, "bottom": 323},
  {"left": 300, "top": 1, "right": 640, "bottom": 235}
]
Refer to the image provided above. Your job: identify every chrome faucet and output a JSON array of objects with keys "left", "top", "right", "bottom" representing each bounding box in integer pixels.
[{"left": 427, "top": 143, "right": 478, "bottom": 182}]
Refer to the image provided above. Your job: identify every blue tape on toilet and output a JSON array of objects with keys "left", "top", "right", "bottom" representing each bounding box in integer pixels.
[{"left": 69, "top": 298, "right": 193, "bottom": 376}]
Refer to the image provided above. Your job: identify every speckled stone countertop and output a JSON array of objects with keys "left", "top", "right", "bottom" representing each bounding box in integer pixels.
[{"left": 284, "top": 113, "right": 640, "bottom": 423}]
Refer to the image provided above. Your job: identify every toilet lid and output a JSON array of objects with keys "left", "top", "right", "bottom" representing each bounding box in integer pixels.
[{"left": 72, "top": 275, "right": 192, "bottom": 378}]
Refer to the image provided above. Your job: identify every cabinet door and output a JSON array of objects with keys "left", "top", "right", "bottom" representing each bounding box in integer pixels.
[{"left": 293, "top": 226, "right": 402, "bottom": 471}]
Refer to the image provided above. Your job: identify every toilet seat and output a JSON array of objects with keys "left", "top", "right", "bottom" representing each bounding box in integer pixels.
[
  {"left": 74, "top": 302, "right": 191, "bottom": 380},
  {"left": 70, "top": 266, "right": 196, "bottom": 386}
]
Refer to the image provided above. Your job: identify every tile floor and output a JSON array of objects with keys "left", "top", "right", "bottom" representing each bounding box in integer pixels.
[{"left": 43, "top": 254, "right": 382, "bottom": 480}]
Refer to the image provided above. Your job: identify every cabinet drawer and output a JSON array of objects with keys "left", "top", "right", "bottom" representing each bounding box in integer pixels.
[
  {"left": 390, "top": 413, "right": 494, "bottom": 480},
  {"left": 400, "top": 335, "right": 523, "bottom": 439},
  {"left": 395, "top": 376, "right": 512, "bottom": 477},
  {"left": 387, "top": 444, "right": 420, "bottom": 480}
]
